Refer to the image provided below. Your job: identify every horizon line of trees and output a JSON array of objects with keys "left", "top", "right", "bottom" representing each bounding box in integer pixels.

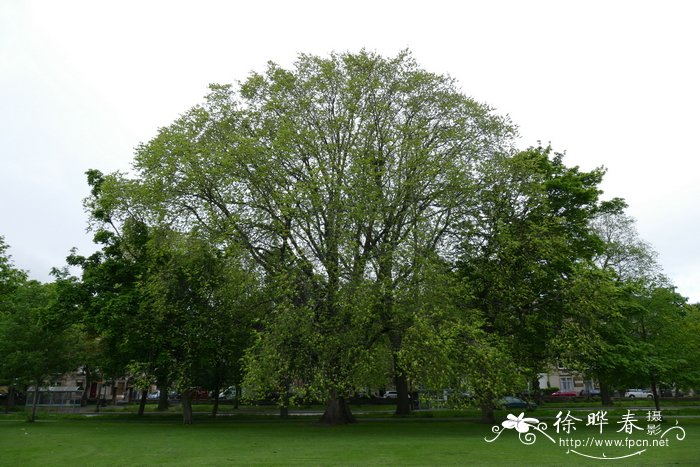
[{"left": 2, "top": 50, "right": 699, "bottom": 425}]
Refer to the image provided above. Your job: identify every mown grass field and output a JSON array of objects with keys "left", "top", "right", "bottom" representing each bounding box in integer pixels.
[{"left": 1, "top": 411, "right": 698, "bottom": 466}]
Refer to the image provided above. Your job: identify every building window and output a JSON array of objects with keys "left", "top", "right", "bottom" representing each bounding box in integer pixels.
[{"left": 560, "top": 377, "right": 573, "bottom": 390}]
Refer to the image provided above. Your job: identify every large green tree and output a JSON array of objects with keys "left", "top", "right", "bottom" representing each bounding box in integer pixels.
[{"left": 100, "top": 50, "right": 515, "bottom": 423}]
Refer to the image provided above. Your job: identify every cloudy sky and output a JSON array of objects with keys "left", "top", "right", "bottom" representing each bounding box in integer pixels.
[{"left": 1, "top": 0, "right": 698, "bottom": 302}]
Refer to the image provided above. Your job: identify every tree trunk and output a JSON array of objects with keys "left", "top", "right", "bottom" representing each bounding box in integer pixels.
[
  {"left": 182, "top": 389, "right": 193, "bottom": 425},
  {"left": 155, "top": 373, "right": 169, "bottom": 411},
  {"left": 531, "top": 376, "right": 542, "bottom": 405},
  {"left": 81, "top": 367, "right": 91, "bottom": 407},
  {"left": 388, "top": 328, "right": 410, "bottom": 416},
  {"left": 480, "top": 402, "right": 495, "bottom": 424},
  {"left": 211, "top": 378, "right": 221, "bottom": 417},
  {"left": 124, "top": 380, "right": 131, "bottom": 404},
  {"left": 95, "top": 384, "right": 103, "bottom": 413},
  {"left": 280, "top": 389, "right": 290, "bottom": 418},
  {"left": 320, "top": 391, "right": 356, "bottom": 425},
  {"left": 651, "top": 380, "right": 661, "bottom": 411},
  {"left": 29, "top": 379, "right": 40, "bottom": 422},
  {"left": 599, "top": 381, "right": 614, "bottom": 406},
  {"left": 138, "top": 389, "right": 148, "bottom": 416},
  {"left": 4, "top": 385, "right": 15, "bottom": 414},
  {"left": 157, "top": 380, "right": 169, "bottom": 411},
  {"left": 211, "top": 393, "right": 220, "bottom": 417},
  {"left": 394, "top": 371, "right": 411, "bottom": 416}
]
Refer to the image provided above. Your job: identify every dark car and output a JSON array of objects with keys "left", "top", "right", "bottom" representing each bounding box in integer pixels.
[
  {"left": 580, "top": 389, "right": 601, "bottom": 397},
  {"left": 500, "top": 396, "right": 537, "bottom": 409}
]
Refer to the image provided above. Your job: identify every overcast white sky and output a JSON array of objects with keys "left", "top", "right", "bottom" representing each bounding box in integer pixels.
[{"left": 1, "top": 0, "right": 698, "bottom": 302}]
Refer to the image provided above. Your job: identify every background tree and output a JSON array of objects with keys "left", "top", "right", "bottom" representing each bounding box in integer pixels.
[
  {"left": 0, "top": 237, "right": 28, "bottom": 412},
  {"left": 56, "top": 170, "right": 178, "bottom": 412},
  {"left": 457, "top": 146, "right": 609, "bottom": 420},
  {"left": 587, "top": 207, "right": 666, "bottom": 406},
  {"left": 242, "top": 261, "right": 324, "bottom": 418},
  {"left": 553, "top": 265, "right": 641, "bottom": 406},
  {"left": 555, "top": 207, "right": 700, "bottom": 408},
  {"left": 622, "top": 281, "right": 697, "bottom": 410},
  {"left": 142, "top": 229, "right": 256, "bottom": 424},
  {"left": 0, "top": 236, "right": 27, "bottom": 302},
  {"left": 0, "top": 279, "right": 79, "bottom": 421},
  {"left": 590, "top": 208, "right": 659, "bottom": 281}
]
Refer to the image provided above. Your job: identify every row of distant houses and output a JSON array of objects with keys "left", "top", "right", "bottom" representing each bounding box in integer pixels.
[
  {"left": 539, "top": 363, "right": 597, "bottom": 394},
  {"left": 23, "top": 363, "right": 689, "bottom": 409},
  {"left": 23, "top": 370, "right": 135, "bottom": 410},
  {"left": 30, "top": 364, "right": 592, "bottom": 407},
  {"left": 539, "top": 365, "right": 694, "bottom": 397}
]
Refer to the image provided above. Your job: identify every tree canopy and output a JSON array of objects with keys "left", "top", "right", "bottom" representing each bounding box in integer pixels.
[{"left": 98, "top": 50, "right": 517, "bottom": 423}]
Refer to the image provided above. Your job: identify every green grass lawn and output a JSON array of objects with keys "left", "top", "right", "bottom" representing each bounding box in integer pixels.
[{"left": 1, "top": 414, "right": 698, "bottom": 466}]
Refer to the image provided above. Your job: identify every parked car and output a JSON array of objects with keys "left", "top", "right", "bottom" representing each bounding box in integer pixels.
[
  {"left": 660, "top": 388, "right": 684, "bottom": 397},
  {"left": 383, "top": 390, "right": 398, "bottom": 399},
  {"left": 625, "top": 389, "right": 653, "bottom": 399},
  {"left": 580, "top": 388, "right": 601, "bottom": 397},
  {"left": 218, "top": 386, "right": 237, "bottom": 401},
  {"left": 500, "top": 396, "right": 537, "bottom": 409},
  {"left": 550, "top": 391, "right": 577, "bottom": 397},
  {"left": 147, "top": 390, "right": 182, "bottom": 401},
  {"left": 189, "top": 387, "right": 209, "bottom": 401}
]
